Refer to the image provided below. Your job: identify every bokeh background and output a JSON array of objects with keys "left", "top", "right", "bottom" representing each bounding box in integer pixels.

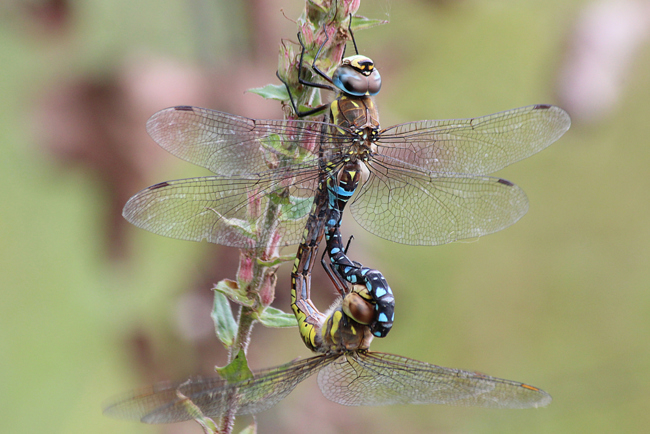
[{"left": 3, "top": 0, "right": 650, "bottom": 433}]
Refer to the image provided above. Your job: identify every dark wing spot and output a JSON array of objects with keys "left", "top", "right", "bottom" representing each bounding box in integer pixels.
[
  {"left": 497, "top": 178, "right": 514, "bottom": 186},
  {"left": 174, "top": 105, "right": 194, "bottom": 111},
  {"left": 534, "top": 104, "right": 552, "bottom": 110},
  {"left": 149, "top": 181, "right": 170, "bottom": 190}
]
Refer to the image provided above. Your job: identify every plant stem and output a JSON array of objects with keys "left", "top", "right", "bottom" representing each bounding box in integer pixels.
[{"left": 216, "top": 2, "right": 362, "bottom": 433}]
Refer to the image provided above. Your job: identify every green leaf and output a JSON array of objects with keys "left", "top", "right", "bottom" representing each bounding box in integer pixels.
[
  {"left": 205, "top": 207, "right": 258, "bottom": 242},
  {"left": 259, "top": 135, "right": 318, "bottom": 163},
  {"left": 256, "top": 306, "right": 298, "bottom": 328},
  {"left": 211, "top": 289, "right": 238, "bottom": 347},
  {"left": 175, "top": 388, "right": 219, "bottom": 434},
  {"left": 351, "top": 15, "right": 389, "bottom": 32},
  {"left": 256, "top": 253, "right": 295, "bottom": 268},
  {"left": 214, "top": 279, "right": 255, "bottom": 307},
  {"left": 216, "top": 349, "right": 253, "bottom": 383},
  {"left": 259, "top": 134, "right": 302, "bottom": 163},
  {"left": 299, "top": 52, "right": 318, "bottom": 69},
  {"left": 248, "top": 84, "right": 290, "bottom": 101},
  {"left": 259, "top": 133, "right": 289, "bottom": 156},
  {"left": 268, "top": 193, "right": 312, "bottom": 222},
  {"left": 279, "top": 195, "right": 313, "bottom": 221},
  {"left": 222, "top": 216, "right": 256, "bottom": 239},
  {"left": 239, "top": 421, "right": 257, "bottom": 434},
  {"left": 259, "top": 131, "right": 320, "bottom": 165}
]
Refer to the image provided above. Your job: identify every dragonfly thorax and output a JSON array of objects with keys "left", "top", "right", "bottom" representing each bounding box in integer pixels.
[
  {"left": 332, "top": 55, "right": 382, "bottom": 97},
  {"left": 351, "top": 126, "right": 379, "bottom": 156},
  {"left": 320, "top": 292, "right": 374, "bottom": 353},
  {"left": 330, "top": 95, "right": 380, "bottom": 156}
]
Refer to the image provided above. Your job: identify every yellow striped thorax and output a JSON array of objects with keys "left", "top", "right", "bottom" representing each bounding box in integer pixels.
[
  {"left": 319, "top": 286, "right": 375, "bottom": 353},
  {"left": 292, "top": 280, "right": 375, "bottom": 353},
  {"left": 327, "top": 94, "right": 380, "bottom": 168},
  {"left": 329, "top": 96, "right": 380, "bottom": 139}
]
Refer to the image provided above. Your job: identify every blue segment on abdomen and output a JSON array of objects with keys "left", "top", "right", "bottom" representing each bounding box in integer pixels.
[{"left": 328, "top": 184, "right": 355, "bottom": 199}]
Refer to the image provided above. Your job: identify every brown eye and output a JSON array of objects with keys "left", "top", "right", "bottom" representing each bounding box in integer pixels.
[
  {"left": 367, "top": 69, "right": 382, "bottom": 96},
  {"left": 342, "top": 292, "right": 375, "bottom": 325}
]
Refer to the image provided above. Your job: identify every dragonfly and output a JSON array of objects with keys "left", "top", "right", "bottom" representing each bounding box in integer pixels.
[
  {"left": 292, "top": 181, "right": 396, "bottom": 352},
  {"left": 104, "top": 270, "right": 550, "bottom": 425},
  {"left": 124, "top": 28, "right": 570, "bottom": 347},
  {"left": 321, "top": 169, "right": 395, "bottom": 337},
  {"left": 123, "top": 34, "right": 571, "bottom": 250}
]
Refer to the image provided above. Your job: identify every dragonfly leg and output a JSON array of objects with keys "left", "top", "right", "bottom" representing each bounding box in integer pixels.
[
  {"left": 297, "top": 30, "right": 336, "bottom": 88},
  {"left": 320, "top": 245, "right": 349, "bottom": 297},
  {"left": 276, "top": 71, "right": 330, "bottom": 118},
  {"left": 343, "top": 234, "right": 354, "bottom": 254},
  {"left": 346, "top": 13, "right": 359, "bottom": 56}
]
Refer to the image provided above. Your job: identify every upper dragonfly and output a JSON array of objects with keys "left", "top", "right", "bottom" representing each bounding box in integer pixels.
[{"left": 123, "top": 30, "right": 570, "bottom": 249}]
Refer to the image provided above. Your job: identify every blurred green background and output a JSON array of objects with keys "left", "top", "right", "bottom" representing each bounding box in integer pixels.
[{"left": 2, "top": 0, "right": 649, "bottom": 433}]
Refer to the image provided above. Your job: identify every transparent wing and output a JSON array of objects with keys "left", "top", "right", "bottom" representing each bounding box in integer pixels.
[
  {"left": 123, "top": 169, "right": 320, "bottom": 248},
  {"left": 146, "top": 106, "right": 346, "bottom": 176},
  {"left": 318, "top": 352, "right": 551, "bottom": 409},
  {"left": 104, "top": 354, "right": 337, "bottom": 423},
  {"left": 350, "top": 165, "right": 528, "bottom": 246},
  {"left": 375, "top": 105, "right": 570, "bottom": 175}
]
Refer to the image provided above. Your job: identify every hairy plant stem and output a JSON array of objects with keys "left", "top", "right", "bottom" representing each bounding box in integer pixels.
[
  {"left": 220, "top": 306, "right": 255, "bottom": 434},
  {"left": 215, "top": 2, "right": 361, "bottom": 433}
]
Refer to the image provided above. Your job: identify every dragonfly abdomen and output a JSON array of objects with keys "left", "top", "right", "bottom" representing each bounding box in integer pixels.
[
  {"left": 324, "top": 207, "right": 395, "bottom": 337},
  {"left": 290, "top": 175, "right": 332, "bottom": 352}
]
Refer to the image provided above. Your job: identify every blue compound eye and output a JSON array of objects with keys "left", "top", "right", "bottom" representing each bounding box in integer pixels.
[{"left": 332, "top": 56, "right": 382, "bottom": 96}]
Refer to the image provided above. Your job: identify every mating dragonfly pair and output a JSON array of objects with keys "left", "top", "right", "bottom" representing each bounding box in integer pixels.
[{"left": 105, "top": 20, "right": 569, "bottom": 424}]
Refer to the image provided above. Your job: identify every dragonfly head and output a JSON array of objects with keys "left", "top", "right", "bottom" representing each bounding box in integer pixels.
[
  {"left": 321, "top": 292, "right": 374, "bottom": 352},
  {"left": 333, "top": 55, "right": 382, "bottom": 97},
  {"left": 342, "top": 291, "right": 375, "bottom": 325}
]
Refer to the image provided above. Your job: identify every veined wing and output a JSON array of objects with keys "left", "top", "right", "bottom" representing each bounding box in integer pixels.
[
  {"left": 350, "top": 164, "right": 528, "bottom": 246},
  {"left": 375, "top": 105, "right": 570, "bottom": 176},
  {"left": 146, "top": 106, "right": 348, "bottom": 176},
  {"left": 104, "top": 354, "right": 338, "bottom": 423},
  {"left": 318, "top": 351, "right": 551, "bottom": 409},
  {"left": 123, "top": 168, "right": 320, "bottom": 248}
]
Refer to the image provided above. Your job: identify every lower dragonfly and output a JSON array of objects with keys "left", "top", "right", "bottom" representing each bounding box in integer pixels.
[
  {"left": 290, "top": 155, "right": 396, "bottom": 349},
  {"left": 323, "top": 208, "right": 395, "bottom": 336},
  {"left": 104, "top": 265, "right": 550, "bottom": 424},
  {"left": 321, "top": 161, "right": 395, "bottom": 337}
]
